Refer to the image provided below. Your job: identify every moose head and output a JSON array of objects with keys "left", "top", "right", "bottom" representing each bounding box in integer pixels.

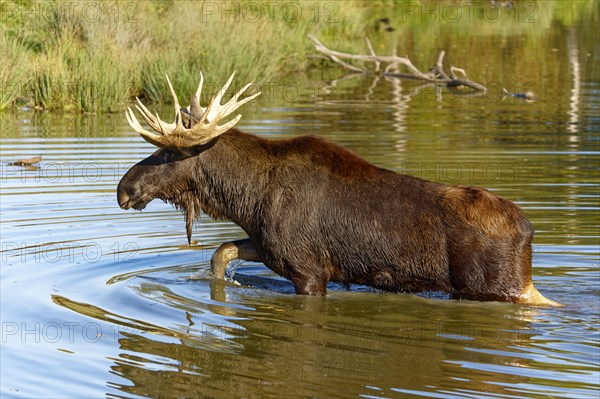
[{"left": 117, "top": 73, "right": 261, "bottom": 244}]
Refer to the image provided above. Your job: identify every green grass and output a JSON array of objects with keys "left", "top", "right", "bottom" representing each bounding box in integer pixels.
[
  {"left": 0, "top": 0, "right": 596, "bottom": 113},
  {"left": 0, "top": 0, "right": 374, "bottom": 112},
  {"left": 0, "top": 34, "right": 28, "bottom": 110}
]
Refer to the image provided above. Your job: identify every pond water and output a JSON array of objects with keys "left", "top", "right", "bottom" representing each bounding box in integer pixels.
[{"left": 1, "top": 7, "right": 599, "bottom": 399}]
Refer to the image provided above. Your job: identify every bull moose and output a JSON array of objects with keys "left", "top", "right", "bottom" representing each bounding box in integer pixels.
[{"left": 117, "top": 72, "right": 560, "bottom": 306}]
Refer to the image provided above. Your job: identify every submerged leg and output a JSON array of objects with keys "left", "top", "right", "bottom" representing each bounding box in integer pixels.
[
  {"left": 292, "top": 276, "right": 329, "bottom": 296},
  {"left": 210, "top": 238, "right": 261, "bottom": 279}
]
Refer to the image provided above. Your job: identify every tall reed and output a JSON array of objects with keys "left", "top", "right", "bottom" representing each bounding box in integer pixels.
[{"left": 0, "top": 33, "right": 28, "bottom": 110}]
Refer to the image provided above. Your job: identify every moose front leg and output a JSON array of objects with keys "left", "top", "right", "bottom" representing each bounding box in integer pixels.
[{"left": 211, "top": 238, "right": 261, "bottom": 279}]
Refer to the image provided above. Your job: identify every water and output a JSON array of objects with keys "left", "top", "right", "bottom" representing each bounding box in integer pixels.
[{"left": 1, "top": 10, "right": 599, "bottom": 399}]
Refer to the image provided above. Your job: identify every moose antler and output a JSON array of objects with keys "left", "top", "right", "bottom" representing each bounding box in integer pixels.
[{"left": 126, "top": 72, "right": 261, "bottom": 148}]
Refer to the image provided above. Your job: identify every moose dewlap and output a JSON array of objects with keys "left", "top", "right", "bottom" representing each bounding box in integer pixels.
[{"left": 117, "top": 72, "right": 560, "bottom": 306}]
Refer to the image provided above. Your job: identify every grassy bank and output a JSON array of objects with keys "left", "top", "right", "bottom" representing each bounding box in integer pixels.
[
  {"left": 1, "top": 0, "right": 376, "bottom": 112},
  {"left": 1, "top": 0, "right": 596, "bottom": 113}
]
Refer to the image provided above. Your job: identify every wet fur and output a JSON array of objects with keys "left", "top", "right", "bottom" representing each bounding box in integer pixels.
[{"left": 118, "top": 129, "right": 556, "bottom": 304}]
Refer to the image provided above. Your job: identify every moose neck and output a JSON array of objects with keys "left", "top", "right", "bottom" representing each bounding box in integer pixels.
[{"left": 192, "top": 129, "right": 270, "bottom": 236}]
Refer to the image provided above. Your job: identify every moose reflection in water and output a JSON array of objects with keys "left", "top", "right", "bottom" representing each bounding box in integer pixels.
[
  {"left": 52, "top": 288, "right": 548, "bottom": 399},
  {"left": 117, "top": 72, "right": 559, "bottom": 305}
]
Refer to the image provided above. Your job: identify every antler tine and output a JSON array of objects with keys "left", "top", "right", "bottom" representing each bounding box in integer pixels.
[
  {"left": 218, "top": 81, "right": 252, "bottom": 116},
  {"left": 217, "top": 71, "right": 236, "bottom": 103},
  {"left": 195, "top": 71, "right": 204, "bottom": 100},
  {"left": 215, "top": 114, "right": 242, "bottom": 133},
  {"left": 135, "top": 102, "right": 162, "bottom": 132},
  {"left": 155, "top": 111, "right": 171, "bottom": 135},
  {"left": 235, "top": 90, "right": 262, "bottom": 108},
  {"left": 126, "top": 108, "right": 167, "bottom": 148},
  {"left": 189, "top": 72, "right": 205, "bottom": 122},
  {"left": 205, "top": 72, "right": 236, "bottom": 122},
  {"left": 175, "top": 108, "right": 183, "bottom": 130},
  {"left": 165, "top": 74, "right": 181, "bottom": 111},
  {"left": 232, "top": 81, "right": 255, "bottom": 102},
  {"left": 198, "top": 94, "right": 218, "bottom": 125},
  {"left": 219, "top": 84, "right": 261, "bottom": 118},
  {"left": 126, "top": 108, "right": 149, "bottom": 135},
  {"left": 165, "top": 74, "right": 183, "bottom": 134},
  {"left": 135, "top": 97, "right": 153, "bottom": 118}
]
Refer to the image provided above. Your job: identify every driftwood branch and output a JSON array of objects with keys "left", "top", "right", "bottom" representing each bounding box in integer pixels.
[
  {"left": 364, "top": 37, "right": 380, "bottom": 72},
  {"left": 5, "top": 155, "right": 42, "bottom": 171},
  {"left": 9, "top": 156, "right": 42, "bottom": 166},
  {"left": 308, "top": 35, "right": 487, "bottom": 93}
]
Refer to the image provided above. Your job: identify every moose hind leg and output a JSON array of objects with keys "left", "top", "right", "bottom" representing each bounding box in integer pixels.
[
  {"left": 211, "top": 238, "right": 261, "bottom": 279},
  {"left": 291, "top": 273, "right": 329, "bottom": 296}
]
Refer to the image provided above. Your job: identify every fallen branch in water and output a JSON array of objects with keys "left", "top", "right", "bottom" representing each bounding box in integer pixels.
[
  {"left": 9, "top": 156, "right": 42, "bottom": 166},
  {"left": 308, "top": 35, "right": 487, "bottom": 94}
]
